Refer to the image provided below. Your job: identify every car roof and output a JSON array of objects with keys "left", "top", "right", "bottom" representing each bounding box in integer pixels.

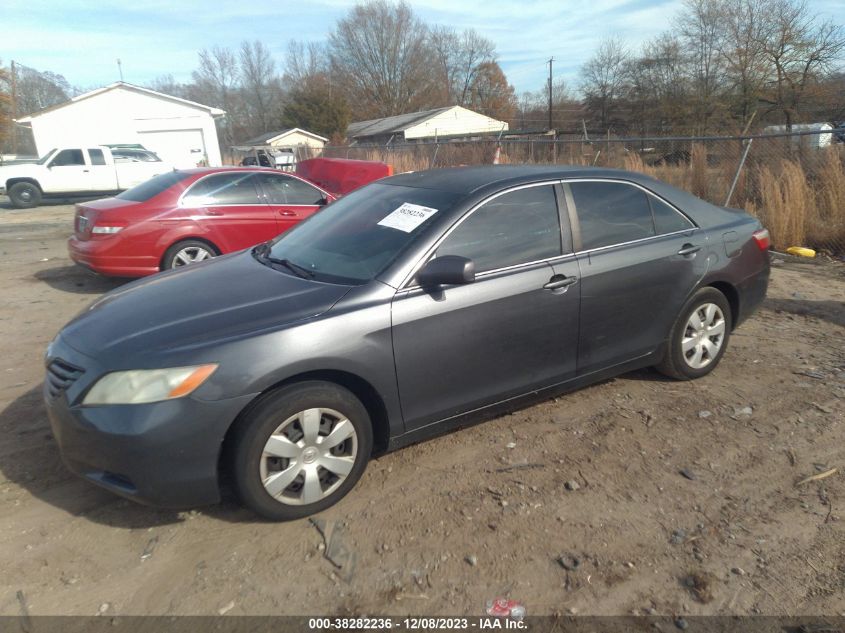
[{"left": 381, "top": 165, "right": 658, "bottom": 194}]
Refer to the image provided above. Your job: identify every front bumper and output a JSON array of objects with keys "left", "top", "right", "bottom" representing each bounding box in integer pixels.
[
  {"left": 44, "top": 337, "right": 256, "bottom": 509},
  {"left": 68, "top": 235, "right": 160, "bottom": 278}
]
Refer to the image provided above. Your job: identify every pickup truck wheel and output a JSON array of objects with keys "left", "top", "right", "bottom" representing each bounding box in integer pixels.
[
  {"left": 8, "top": 182, "right": 42, "bottom": 209},
  {"left": 162, "top": 240, "right": 218, "bottom": 270}
]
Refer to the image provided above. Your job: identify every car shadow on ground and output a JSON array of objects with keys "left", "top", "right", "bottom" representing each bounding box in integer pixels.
[
  {"left": 764, "top": 297, "right": 845, "bottom": 328},
  {"left": 34, "top": 265, "right": 131, "bottom": 295},
  {"left": 0, "top": 385, "right": 257, "bottom": 528}
]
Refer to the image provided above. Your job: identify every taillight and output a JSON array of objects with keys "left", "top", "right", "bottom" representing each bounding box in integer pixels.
[{"left": 752, "top": 228, "right": 770, "bottom": 251}]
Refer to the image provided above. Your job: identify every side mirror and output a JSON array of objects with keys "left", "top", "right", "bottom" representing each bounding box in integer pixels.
[{"left": 417, "top": 255, "right": 475, "bottom": 287}]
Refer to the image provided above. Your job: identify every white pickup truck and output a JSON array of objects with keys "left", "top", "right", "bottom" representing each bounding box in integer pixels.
[{"left": 0, "top": 146, "right": 172, "bottom": 208}]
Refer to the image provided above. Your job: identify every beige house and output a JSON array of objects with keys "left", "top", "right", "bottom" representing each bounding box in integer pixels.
[{"left": 240, "top": 128, "right": 329, "bottom": 152}]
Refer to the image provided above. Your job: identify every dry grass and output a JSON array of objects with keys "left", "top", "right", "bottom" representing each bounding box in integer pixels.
[{"left": 327, "top": 141, "right": 845, "bottom": 254}]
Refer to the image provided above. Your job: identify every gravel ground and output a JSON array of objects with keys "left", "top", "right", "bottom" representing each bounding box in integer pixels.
[{"left": 0, "top": 200, "right": 843, "bottom": 617}]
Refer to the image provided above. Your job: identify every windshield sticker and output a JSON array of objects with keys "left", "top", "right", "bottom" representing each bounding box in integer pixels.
[{"left": 377, "top": 203, "right": 438, "bottom": 233}]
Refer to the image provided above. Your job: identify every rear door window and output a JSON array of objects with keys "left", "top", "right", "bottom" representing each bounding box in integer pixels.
[
  {"left": 255, "top": 173, "right": 325, "bottom": 205},
  {"left": 649, "top": 196, "right": 695, "bottom": 234},
  {"left": 569, "top": 181, "right": 655, "bottom": 250},
  {"left": 435, "top": 184, "right": 563, "bottom": 273},
  {"left": 87, "top": 149, "right": 106, "bottom": 165},
  {"left": 182, "top": 173, "right": 263, "bottom": 206}
]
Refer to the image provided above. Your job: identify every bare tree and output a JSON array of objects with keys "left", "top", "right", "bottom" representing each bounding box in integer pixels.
[
  {"left": 190, "top": 46, "right": 240, "bottom": 150},
  {"left": 430, "top": 27, "right": 496, "bottom": 106},
  {"left": 581, "top": 37, "right": 631, "bottom": 132},
  {"left": 676, "top": 0, "right": 727, "bottom": 133},
  {"left": 239, "top": 40, "right": 283, "bottom": 135},
  {"left": 756, "top": 0, "right": 845, "bottom": 126},
  {"left": 0, "top": 60, "right": 11, "bottom": 152},
  {"left": 328, "top": 0, "right": 437, "bottom": 118},
  {"left": 719, "top": 0, "right": 770, "bottom": 127},
  {"left": 284, "top": 40, "right": 328, "bottom": 90},
  {"left": 146, "top": 74, "right": 187, "bottom": 98},
  {"left": 630, "top": 34, "right": 692, "bottom": 134}
]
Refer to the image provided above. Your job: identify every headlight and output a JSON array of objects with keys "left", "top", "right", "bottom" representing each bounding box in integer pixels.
[{"left": 83, "top": 364, "right": 218, "bottom": 405}]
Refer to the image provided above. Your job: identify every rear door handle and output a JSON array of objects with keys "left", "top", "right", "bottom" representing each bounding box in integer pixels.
[
  {"left": 677, "top": 244, "right": 701, "bottom": 256},
  {"left": 543, "top": 275, "right": 578, "bottom": 290},
  {"left": 205, "top": 209, "right": 223, "bottom": 216},
  {"left": 279, "top": 210, "right": 297, "bottom": 217}
]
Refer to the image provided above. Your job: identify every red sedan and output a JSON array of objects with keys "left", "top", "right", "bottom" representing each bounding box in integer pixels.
[{"left": 68, "top": 160, "right": 391, "bottom": 277}]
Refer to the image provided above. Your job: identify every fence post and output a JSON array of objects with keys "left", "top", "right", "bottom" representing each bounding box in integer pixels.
[{"left": 725, "top": 139, "right": 753, "bottom": 207}]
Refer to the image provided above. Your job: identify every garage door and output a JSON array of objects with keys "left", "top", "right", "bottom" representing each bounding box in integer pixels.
[{"left": 138, "top": 129, "right": 207, "bottom": 169}]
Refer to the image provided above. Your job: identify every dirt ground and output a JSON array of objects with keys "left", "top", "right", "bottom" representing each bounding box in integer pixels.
[{"left": 0, "top": 199, "right": 843, "bottom": 618}]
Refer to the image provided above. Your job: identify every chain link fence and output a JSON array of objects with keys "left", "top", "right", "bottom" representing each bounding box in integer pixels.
[{"left": 323, "top": 130, "right": 845, "bottom": 257}]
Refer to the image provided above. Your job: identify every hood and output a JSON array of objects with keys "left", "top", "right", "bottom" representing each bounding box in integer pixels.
[{"left": 59, "top": 251, "right": 353, "bottom": 359}]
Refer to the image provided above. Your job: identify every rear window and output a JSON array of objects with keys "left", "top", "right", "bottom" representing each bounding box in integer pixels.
[{"left": 116, "top": 171, "right": 187, "bottom": 202}]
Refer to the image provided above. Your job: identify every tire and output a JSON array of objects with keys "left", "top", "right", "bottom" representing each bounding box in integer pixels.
[
  {"left": 162, "top": 239, "right": 217, "bottom": 270},
  {"left": 231, "top": 381, "right": 373, "bottom": 521},
  {"left": 656, "top": 287, "right": 732, "bottom": 380},
  {"left": 8, "top": 182, "right": 42, "bottom": 209}
]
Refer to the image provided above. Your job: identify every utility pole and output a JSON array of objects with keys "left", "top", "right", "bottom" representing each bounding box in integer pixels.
[
  {"left": 117, "top": 58, "right": 124, "bottom": 82},
  {"left": 547, "top": 57, "right": 554, "bottom": 132},
  {"left": 10, "top": 60, "right": 17, "bottom": 154}
]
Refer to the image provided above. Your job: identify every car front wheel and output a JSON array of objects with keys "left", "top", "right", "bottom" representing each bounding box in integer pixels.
[
  {"left": 231, "top": 381, "right": 373, "bottom": 520},
  {"left": 656, "top": 287, "right": 732, "bottom": 380}
]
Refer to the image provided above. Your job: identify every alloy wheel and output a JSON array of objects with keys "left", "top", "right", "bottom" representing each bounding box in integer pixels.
[{"left": 172, "top": 246, "right": 212, "bottom": 267}]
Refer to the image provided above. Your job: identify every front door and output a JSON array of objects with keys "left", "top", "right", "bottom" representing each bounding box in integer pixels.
[
  {"left": 391, "top": 183, "right": 581, "bottom": 431},
  {"left": 44, "top": 149, "right": 89, "bottom": 192},
  {"left": 180, "top": 172, "right": 278, "bottom": 252},
  {"left": 253, "top": 172, "right": 326, "bottom": 236}
]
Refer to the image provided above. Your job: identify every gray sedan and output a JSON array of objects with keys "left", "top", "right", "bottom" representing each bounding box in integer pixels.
[{"left": 45, "top": 165, "right": 770, "bottom": 520}]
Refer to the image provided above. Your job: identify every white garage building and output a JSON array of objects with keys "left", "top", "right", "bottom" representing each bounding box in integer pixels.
[{"left": 15, "top": 82, "right": 225, "bottom": 168}]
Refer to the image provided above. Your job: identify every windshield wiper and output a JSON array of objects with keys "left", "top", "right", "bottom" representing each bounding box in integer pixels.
[{"left": 252, "top": 243, "right": 315, "bottom": 279}]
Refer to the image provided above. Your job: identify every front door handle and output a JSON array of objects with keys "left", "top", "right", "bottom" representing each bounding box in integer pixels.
[
  {"left": 677, "top": 244, "right": 701, "bottom": 256},
  {"left": 205, "top": 209, "right": 223, "bottom": 216},
  {"left": 279, "top": 210, "right": 297, "bottom": 217},
  {"left": 543, "top": 275, "right": 578, "bottom": 290}
]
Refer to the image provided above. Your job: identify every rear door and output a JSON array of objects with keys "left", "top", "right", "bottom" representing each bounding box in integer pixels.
[
  {"left": 564, "top": 179, "right": 703, "bottom": 374},
  {"left": 85, "top": 148, "right": 118, "bottom": 191},
  {"left": 180, "top": 172, "right": 277, "bottom": 252},
  {"left": 254, "top": 172, "right": 327, "bottom": 235},
  {"left": 391, "top": 183, "right": 580, "bottom": 431}
]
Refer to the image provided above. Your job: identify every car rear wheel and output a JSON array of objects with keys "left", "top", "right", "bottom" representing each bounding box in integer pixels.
[
  {"left": 8, "top": 182, "right": 42, "bottom": 209},
  {"left": 231, "top": 381, "right": 373, "bottom": 520},
  {"left": 656, "top": 287, "right": 732, "bottom": 380},
  {"left": 162, "top": 240, "right": 217, "bottom": 270}
]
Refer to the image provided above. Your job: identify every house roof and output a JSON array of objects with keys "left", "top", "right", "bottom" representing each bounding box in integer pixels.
[
  {"left": 15, "top": 82, "right": 226, "bottom": 124},
  {"left": 347, "top": 106, "right": 456, "bottom": 140},
  {"left": 240, "top": 128, "right": 329, "bottom": 146}
]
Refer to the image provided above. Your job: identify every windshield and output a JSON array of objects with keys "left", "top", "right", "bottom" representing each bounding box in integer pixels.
[
  {"left": 116, "top": 171, "right": 188, "bottom": 202},
  {"left": 264, "top": 183, "right": 460, "bottom": 284},
  {"left": 35, "top": 149, "right": 57, "bottom": 165}
]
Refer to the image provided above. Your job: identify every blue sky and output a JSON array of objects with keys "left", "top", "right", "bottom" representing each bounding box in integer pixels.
[{"left": 2, "top": 0, "right": 841, "bottom": 98}]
